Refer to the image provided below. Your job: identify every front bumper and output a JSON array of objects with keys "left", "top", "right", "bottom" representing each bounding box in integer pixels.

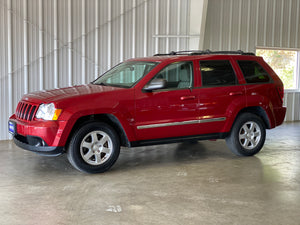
[
  {"left": 9, "top": 114, "right": 68, "bottom": 146},
  {"left": 8, "top": 115, "right": 67, "bottom": 156},
  {"left": 13, "top": 134, "right": 64, "bottom": 156}
]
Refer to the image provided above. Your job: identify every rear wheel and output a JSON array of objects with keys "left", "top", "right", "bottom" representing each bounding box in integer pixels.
[
  {"left": 226, "top": 113, "right": 266, "bottom": 156},
  {"left": 67, "top": 122, "right": 120, "bottom": 173}
]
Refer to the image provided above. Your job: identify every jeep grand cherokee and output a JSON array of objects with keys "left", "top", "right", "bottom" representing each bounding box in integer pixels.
[{"left": 8, "top": 50, "right": 286, "bottom": 173}]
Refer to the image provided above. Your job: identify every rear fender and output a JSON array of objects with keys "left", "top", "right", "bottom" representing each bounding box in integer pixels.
[
  {"left": 221, "top": 97, "right": 247, "bottom": 133},
  {"left": 247, "top": 95, "right": 275, "bottom": 128}
]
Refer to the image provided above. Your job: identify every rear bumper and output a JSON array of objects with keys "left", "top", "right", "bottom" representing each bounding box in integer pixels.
[
  {"left": 274, "top": 106, "right": 286, "bottom": 126},
  {"left": 13, "top": 134, "right": 64, "bottom": 156}
]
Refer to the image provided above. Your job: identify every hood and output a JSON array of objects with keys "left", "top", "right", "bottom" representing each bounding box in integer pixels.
[{"left": 22, "top": 84, "right": 123, "bottom": 104}]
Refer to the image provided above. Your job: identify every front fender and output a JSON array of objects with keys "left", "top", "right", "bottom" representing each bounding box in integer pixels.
[{"left": 55, "top": 109, "right": 136, "bottom": 147}]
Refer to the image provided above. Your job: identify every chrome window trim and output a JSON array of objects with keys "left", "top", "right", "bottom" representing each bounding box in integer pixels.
[{"left": 137, "top": 117, "right": 226, "bottom": 130}]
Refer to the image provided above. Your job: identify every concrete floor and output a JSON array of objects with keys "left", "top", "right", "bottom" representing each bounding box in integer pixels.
[{"left": 0, "top": 122, "right": 300, "bottom": 225}]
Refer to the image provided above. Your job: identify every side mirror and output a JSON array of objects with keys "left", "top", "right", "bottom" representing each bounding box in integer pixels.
[{"left": 143, "top": 78, "right": 167, "bottom": 92}]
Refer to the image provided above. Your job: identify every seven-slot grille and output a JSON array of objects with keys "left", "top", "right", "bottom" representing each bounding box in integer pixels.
[{"left": 16, "top": 101, "right": 38, "bottom": 121}]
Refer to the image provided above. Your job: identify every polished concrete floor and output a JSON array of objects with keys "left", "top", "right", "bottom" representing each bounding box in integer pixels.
[{"left": 1, "top": 122, "right": 300, "bottom": 225}]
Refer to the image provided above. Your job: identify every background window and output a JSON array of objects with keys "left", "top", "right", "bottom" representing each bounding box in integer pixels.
[
  {"left": 238, "top": 61, "right": 271, "bottom": 84},
  {"left": 200, "top": 60, "right": 237, "bottom": 87},
  {"left": 256, "top": 49, "right": 299, "bottom": 89},
  {"left": 152, "top": 62, "right": 193, "bottom": 89}
]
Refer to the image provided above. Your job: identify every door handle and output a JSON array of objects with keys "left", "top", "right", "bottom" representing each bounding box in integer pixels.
[
  {"left": 180, "top": 96, "right": 196, "bottom": 101},
  {"left": 229, "top": 92, "right": 243, "bottom": 96}
]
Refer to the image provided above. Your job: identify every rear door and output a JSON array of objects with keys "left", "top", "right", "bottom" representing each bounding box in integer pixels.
[{"left": 196, "top": 57, "right": 247, "bottom": 134}]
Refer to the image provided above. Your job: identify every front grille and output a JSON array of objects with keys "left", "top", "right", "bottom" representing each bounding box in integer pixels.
[{"left": 16, "top": 101, "right": 38, "bottom": 121}]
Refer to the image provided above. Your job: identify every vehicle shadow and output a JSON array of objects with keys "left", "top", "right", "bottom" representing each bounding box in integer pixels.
[
  {"left": 10, "top": 141, "right": 221, "bottom": 176},
  {"left": 22, "top": 140, "right": 266, "bottom": 176},
  {"left": 112, "top": 140, "right": 236, "bottom": 172}
]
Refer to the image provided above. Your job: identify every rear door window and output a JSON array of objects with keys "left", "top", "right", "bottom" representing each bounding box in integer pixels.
[
  {"left": 200, "top": 60, "right": 237, "bottom": 87},
  {"left": 238, "top": 60, "right": 271, "bottom": 83}
]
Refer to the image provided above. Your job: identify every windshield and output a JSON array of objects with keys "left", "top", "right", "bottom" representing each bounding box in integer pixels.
[{"left": 93, "top": 61, "right": 158, "bottom": 88}]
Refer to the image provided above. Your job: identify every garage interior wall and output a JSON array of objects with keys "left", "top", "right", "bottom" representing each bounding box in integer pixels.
[
  {"left": 203, "top": 0, "right": 300, "bottom": 122},
  {"left": 0, "top": 0, "right": 299, "bottom": 141},
  {"left": 0, "top": 0, "right": 194, "bottom": 141}
]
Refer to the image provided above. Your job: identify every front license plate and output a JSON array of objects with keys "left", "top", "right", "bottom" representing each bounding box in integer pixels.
[{"left": 8, "top": 121, "right": 16, "bottom": 135}]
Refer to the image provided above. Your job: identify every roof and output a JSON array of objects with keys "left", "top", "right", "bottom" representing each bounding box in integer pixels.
[{"left": 127, "top": 50, "right": 258, "bottom": 63}]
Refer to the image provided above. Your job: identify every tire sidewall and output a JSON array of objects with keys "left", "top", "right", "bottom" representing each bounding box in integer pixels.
[{"left": 67, "top": 122, "right": 120, "bottom": 173}]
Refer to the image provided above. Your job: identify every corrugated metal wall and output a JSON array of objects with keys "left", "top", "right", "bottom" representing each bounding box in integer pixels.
[
  {"left": 0, "top": 0, "right": 192, "bottom": 140},
  {"left": 284, "top": 92, "right": 300, "bottom": 121},
  {"left": 203, "top": 0, "right": 300, "bottom": 52},
  {"left": 203, "top": 0, "right": 300, "bottom": 122},
  {"left": 0, "top": 0, "right": 10, "bottom": 141}
]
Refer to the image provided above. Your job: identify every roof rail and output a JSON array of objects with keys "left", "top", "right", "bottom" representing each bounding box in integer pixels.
[{"left": 154, "top": 49, "right": 255, "bottom": 56}]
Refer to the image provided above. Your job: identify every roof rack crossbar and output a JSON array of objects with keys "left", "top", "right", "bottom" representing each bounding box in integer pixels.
[{"left": 154, "top": 49, "right": 255, "bottom": 56}]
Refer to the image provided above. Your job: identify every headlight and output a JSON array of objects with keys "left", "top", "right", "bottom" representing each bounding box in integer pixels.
[{"left": 35, "top": 103, "right": 62, "bottom": 120}]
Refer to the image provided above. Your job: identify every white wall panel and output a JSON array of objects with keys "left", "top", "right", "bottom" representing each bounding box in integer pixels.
[
  {"left": 284, "top": 92, "right": 300, "bottom": 121},
  {"left": 204, "top": 0, "right": 300, "bottom": 51},
  {"left": 0, "top": 0, "right": 192, "bottom": 140},
  {"left": 0, "top": 0, "right": 10, "bottom": 141}
]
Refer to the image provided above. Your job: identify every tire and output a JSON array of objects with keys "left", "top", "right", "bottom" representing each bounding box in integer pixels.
[
  {"left": 226, "top": 113, "right": 266, "bottom": 156},
  {"left": 67, "top": 122, "right": 120, "bottom": 173}
]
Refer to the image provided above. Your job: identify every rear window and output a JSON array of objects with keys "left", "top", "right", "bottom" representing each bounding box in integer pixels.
[
  {"left": 238, "top": 61, "right": 271, "bottom": 83},
  {"left": 200, "top": 60, "right": 237, "bottom": 87}
]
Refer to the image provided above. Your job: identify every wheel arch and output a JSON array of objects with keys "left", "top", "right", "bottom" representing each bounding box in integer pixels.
[
  {"left": 235, "top": 106, "right": 271, "bottom": 129},
  {"left": 66, "top": 114, "right": 130, "bottom": 149}
]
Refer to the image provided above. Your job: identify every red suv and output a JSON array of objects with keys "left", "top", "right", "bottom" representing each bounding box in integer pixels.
[{"left": 8, "top": 50, "right": 286, "bottom": 173}]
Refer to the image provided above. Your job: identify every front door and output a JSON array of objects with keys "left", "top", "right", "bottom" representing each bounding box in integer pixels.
[{"left": 134, "top": 61, "right": 199, "bottom": 141}]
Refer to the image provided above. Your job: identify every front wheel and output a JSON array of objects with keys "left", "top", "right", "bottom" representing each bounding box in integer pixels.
[
  {"left": 67, "top": 122, "right": 120, "bottom": 173},
  {"left": 226, "top": 113, "right": 266, "bottom": 156}
]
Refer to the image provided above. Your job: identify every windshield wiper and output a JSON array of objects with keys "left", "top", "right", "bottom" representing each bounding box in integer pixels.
[{"left": 93, "top": 82, "right": 107, "bottom": 86}]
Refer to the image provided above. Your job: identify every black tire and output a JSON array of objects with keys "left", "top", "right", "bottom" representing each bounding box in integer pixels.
[
  {"left": 67, "top": 122, "right": 120, "bottom": 173},
  {"left": 226, "top": 113, "right": 266, "bottom": 156}
]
